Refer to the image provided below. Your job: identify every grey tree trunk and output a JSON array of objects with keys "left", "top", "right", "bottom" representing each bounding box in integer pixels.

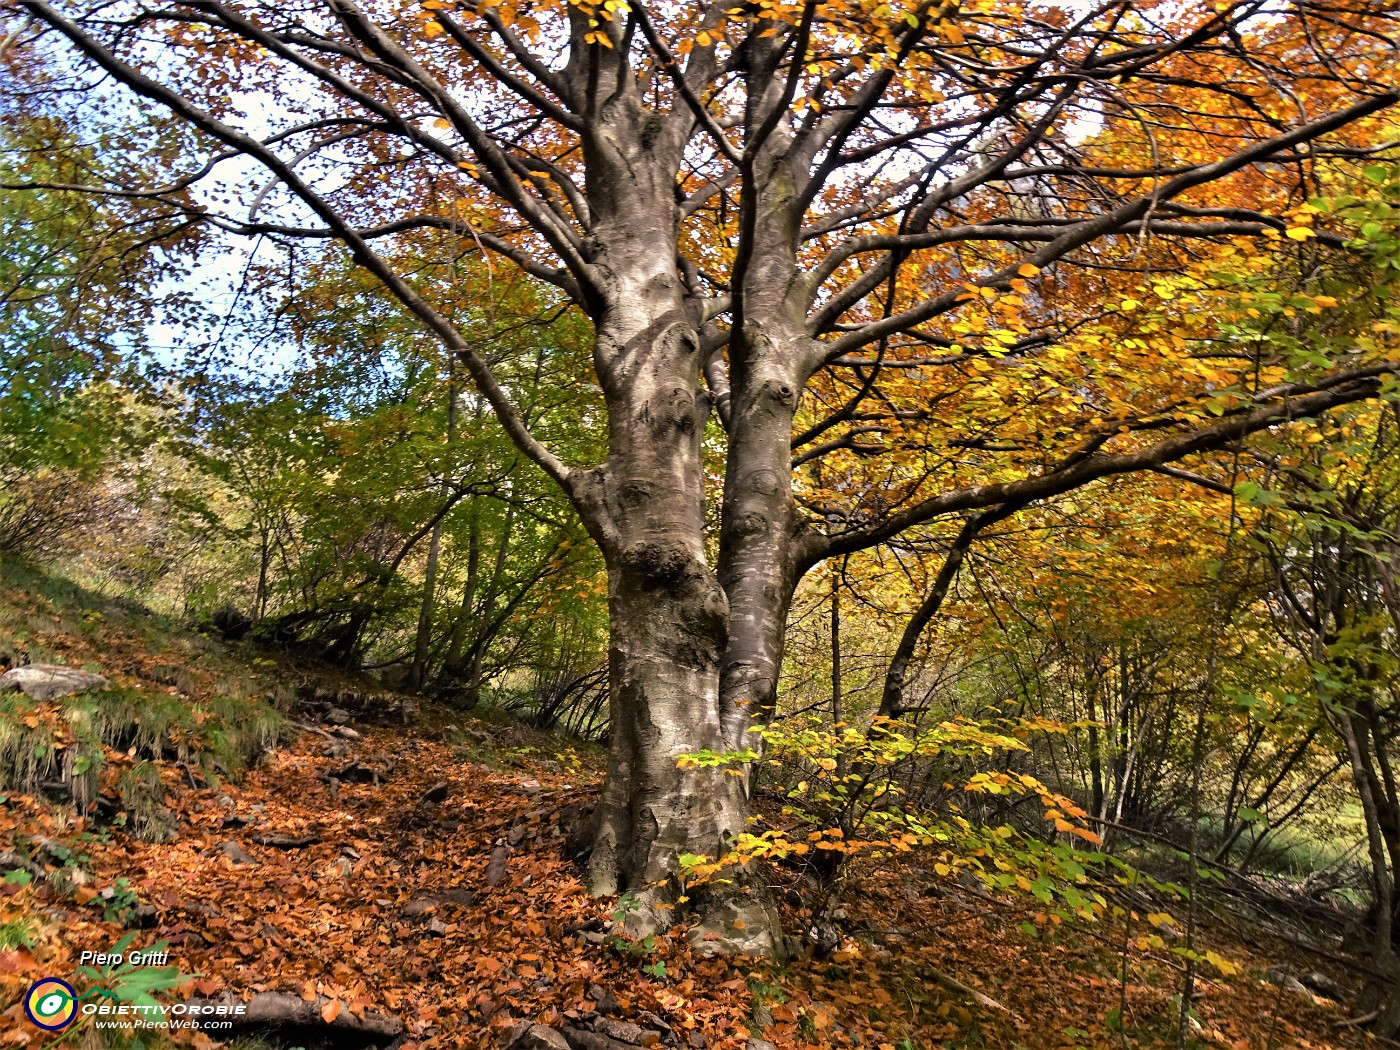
[
  {"left": 578, "top": 310, "right": 784, "bottom": 956},
  {"left": 717, "top": 367, "right": 804, "bottom": 750},
  {"left": 562, "top": 84, "right": 786, "bottom": 948}
]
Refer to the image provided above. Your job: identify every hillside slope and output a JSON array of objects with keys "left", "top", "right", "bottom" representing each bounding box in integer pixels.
[{"left": 0, "top": 559, "right": 1367, "bottom": 1049}]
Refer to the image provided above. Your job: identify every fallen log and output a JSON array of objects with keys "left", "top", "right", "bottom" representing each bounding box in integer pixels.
[
  {"left": 191, "top": 992, "right": 403, "bottom": 1048},
  {"left": 251, "top": 832, "right": 321, "bottom": 849}
]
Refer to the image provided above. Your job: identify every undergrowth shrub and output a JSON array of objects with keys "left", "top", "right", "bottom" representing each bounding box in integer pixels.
[
  {"left": 0, "top": 469, "right": 104, "bottom": 559},
  {"left": 679, "top": 715, "right": 1121, "bottom": 922}
]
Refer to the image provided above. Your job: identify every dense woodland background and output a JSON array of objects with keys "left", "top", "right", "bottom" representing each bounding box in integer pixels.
[{"left": 6, "top": 2, "right": 1400, "bottom": 1048}]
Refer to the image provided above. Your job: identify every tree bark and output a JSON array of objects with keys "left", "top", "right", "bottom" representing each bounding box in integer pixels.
[
  {"left": 716, "top": 357, "right": 804, "bottom": 751},
  {"left": 579, "top": 315, "right": 783, "bottom": 956},
  {"left": 552, "top": 68, "right": 789, "bottom": 954}
]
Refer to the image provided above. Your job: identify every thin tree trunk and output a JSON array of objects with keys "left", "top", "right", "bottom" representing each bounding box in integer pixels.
[
  {"left": 830, "top": 567, "right": 843, "bottom": 726},
  {"left": 879, "top": 509, "right": 1008, "bottom": 718},
  {"left": 410, "top": 365, "right": 457, "bottom": 689},
  {"left": 831, "top": 565, "right": 846, "bottom": 777},
  {"left": 1340, "top": 710, "right": 1400, "bottom": 1035},
  {"left": 442, "top": 509, "right": 480, "bottom": 675}
]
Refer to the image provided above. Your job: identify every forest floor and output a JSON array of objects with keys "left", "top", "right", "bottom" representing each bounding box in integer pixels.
[{"left": 0, "top": 562, "right": 1377, "bottom": 1050}]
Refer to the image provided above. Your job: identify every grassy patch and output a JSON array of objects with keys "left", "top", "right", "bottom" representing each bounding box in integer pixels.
[{"left": 0, "top": 555, "right": 290, "bottom": 838}]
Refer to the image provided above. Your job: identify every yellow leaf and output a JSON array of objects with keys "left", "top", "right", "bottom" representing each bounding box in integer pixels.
[
  {"left": 1284, "top": 227, "right": 1313, "bottom": 241},
  {"left": 1203, "top": 950, "right": 1240, "bottom": 976},
  {"left": 322, "top": 1000, "right": 342, "bottom": 1024},
  {"left": 1017, "top": 263, "right": 1040, "bottom": 277}
]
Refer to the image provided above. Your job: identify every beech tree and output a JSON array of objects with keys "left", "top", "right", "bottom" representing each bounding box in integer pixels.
[{"left": 7, "top": 0, "right": 1400, "bottom": 952}]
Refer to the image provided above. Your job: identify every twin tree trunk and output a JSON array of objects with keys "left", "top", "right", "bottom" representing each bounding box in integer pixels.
[
  {"left": 569, "top": 276, "right": 794, "bottom": 958},
  {"left": 580, "top": 328, "right": 794, "bottom": 954},
  {"left": 555, "top": 79, "right": 806, "bottom": 956}
]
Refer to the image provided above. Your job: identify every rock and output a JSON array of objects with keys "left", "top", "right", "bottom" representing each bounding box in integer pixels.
[
  {"left": 425, "top": 917, "right": 448, "bottom": 936},
  {"left": 747, "top": 1040, "right": 777, "bottom": 1050},
  {"left": 218, "top": 841, "right": 258, "bottom": 866},
  {"left": 564, "top": 1032, "right": 637, "bottom": 1050},
  {"left": 586, "top": 985, "right": 621, "bottom": 1017},
  {"left": 325, "top": 707, "right": 352, "bottom": 726},
  {"left": 750, "top": 1004, "right": 773, "bottom": 1029},
  {"left": 485, "top": 845, "right": 510, "bottom": 886},
  {"left": 508, "top": 824, "right": 531, "bottom": 846},
  {"left": 332, "top": 725, "right": 362, "bottom": 741},
  {"left": 0, "top": 664, "right": 109, "bottom": 702},
  {"left": 593, "top": 1018, "right": 647, "bottom": 1044},
  {"left": 505, "top": 1024, "right": 571, "bottom": 1050},
  {"left": 1300, "top": 971, "right": 1344, "bottom": 1000},
  {"left": 688, "top": 1033, "right": 708, "bottom": 1048},
  {"left": 421, "top": 782, "right": 452, "bottom": 805},
  {"left": 400, "top": 896, "right": 437, "bottom": 919}
]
